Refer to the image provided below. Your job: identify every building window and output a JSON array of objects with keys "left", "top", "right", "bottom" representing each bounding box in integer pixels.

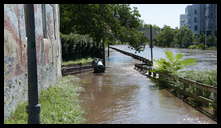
[
  {"left": 42, "top": 4, "right": 47, "bottom": 38},
  {"left": 194, "top": 25, "right": 198, "bottom": 31},
  {"left": 194, "top": 17, "right": 197, "bottom": 23},
  {"left": 194, "top": 10, "right": 197, "bottom": 14}
]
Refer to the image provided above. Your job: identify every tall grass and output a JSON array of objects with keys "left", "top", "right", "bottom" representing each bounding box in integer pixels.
[{"left": 178, "top": 70, "right": 217, "bottom": 87}]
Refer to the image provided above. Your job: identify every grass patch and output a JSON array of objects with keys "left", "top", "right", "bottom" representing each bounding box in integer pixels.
[
  {"left": 5, "top": 75, "right": 85, "bottom": 124},
  {"left": 62, "top": 58, "right": 93, "bottom": 66}
]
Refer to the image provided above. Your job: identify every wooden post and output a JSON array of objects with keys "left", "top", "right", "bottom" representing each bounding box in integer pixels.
[
  {"left": 150, "top": 25, "right": 153, "bottom": 65},
  {"left": 25, "top": 4, "right": 40, "bottom": 124}
]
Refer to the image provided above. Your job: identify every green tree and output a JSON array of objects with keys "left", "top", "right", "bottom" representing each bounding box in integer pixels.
[
  {"left": 60, "top": 4, "right": 146, "bottom": 51},
  {"left": 206, "top": 35, "right": 217, "bottom": 47},
  {"left": 174, "top": 26, "right": 194, "bottom": 48},
  {"left": 155, "top": 25, "right": 175, "bottom": 47},
  {"left": 194, "top": 33, "right": 205, "bottom": 44}
]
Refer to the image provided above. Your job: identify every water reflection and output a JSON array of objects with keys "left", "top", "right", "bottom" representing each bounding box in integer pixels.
[{"left": 74, "top": 47, "right": 216, "bottom": 124}]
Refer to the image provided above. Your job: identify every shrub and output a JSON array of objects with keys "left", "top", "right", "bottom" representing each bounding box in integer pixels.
[
  {"left": 61, "top": 33, "right": 102, "bottom": 61},
  {"left": 188, "top": 44, "right": 205, "bottom": 49},
  {"left": 152, "top": 51, "right": 196, "bottom": 75}
]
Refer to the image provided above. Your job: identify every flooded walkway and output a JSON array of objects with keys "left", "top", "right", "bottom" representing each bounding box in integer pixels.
[{"left": 75, "top": 49, "right": 216, "bottom": 124}]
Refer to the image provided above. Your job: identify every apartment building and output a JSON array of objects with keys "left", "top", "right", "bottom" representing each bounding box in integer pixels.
[{"left": 180, "top": 4, "right": 217, "bottom": 36}]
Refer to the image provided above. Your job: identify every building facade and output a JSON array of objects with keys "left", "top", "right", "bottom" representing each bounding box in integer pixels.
[
  {"left": 205, "top": 4, "right": 217, "bottom": 36},
  {"left": 4, "top": 4, "right": 62, "bottom": 119},
  {"left": 180, "top": 4, "right": 217, "bottom": 36},
  {"left": 180, "top": 14, "right": 187, "bottom": 28}
]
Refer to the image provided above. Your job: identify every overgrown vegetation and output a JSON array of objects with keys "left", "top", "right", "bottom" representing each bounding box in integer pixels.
[
  {"left": 178, "top": 70, "right": 217, "bottom": 87},
  {"left": 151, "top": 51, "right": 216, "bottom": 112},
  {"left": 5, "top": 76, "right": 85, "bottom": 124},
  {"left": 62, "top": 58, "right": 93, "bottom": 66},
  {"left": 152, "top": 51, "right": 196, "bottom": 75},
  {"left": 61, "top": 33, "right": 103, "bottom": 61},
  {"left": 153, "top": 51, "right": 216, "bottom": 87}
]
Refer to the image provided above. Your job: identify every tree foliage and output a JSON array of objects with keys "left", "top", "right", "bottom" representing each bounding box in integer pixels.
[
  {"left": 60, "top": 4, "right": 147, "bottom": 51},
  {"left": 174, "top": 26, "right": 194, "bottom": 48},
  {"left": 155, "top": 26, "right": 175, "bottom": 47}
]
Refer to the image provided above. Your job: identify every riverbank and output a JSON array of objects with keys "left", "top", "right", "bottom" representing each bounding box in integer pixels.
[{"left": 5, "top": 75, "right": 85, "bottom": 124}]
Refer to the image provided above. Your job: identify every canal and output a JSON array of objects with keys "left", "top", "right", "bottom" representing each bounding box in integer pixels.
[{"left": 74, "top": 45, "right": 217, "bottom": 124}]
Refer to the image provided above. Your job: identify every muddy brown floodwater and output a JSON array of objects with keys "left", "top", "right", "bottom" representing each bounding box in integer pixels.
[{"left": 74, "top": 48, "right": 216, "bottom": 124}]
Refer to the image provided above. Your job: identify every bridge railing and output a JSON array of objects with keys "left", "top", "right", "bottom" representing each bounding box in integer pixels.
[
  {"left": 109, "top": 46, "right": 153, "bottom": 66},
  {"left": 110, "top": 46, "right": 217, "bottom": 120},
  {"left": 134, "top": 63, "right": 217, "bottom": 121}
]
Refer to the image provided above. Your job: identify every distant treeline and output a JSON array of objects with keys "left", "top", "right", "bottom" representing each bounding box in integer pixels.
[{"left": 143, "top": 25, "right": 217, "bottom": 49}]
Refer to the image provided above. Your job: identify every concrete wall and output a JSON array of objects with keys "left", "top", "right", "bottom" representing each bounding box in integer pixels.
[{"left": 4, "top": 4, "right": 62, "bottom": 119}]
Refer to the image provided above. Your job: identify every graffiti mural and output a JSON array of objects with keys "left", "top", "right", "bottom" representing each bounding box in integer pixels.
[{"left": 4, "top": 4, "right": 62, "bottom": 119}]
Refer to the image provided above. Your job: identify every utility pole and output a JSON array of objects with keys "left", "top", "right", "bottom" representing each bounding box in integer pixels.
[
  {"left": 25, "top": 4, "right": 40, "bottom": 124},
  {"left": 150, "top": 25, "right": 153, "bottom": 65},
  {"left": 108, "top": 41, "right": 109, "bottom": 57},
  {"left": 100, "top": 4, "right": 106, "bottom": 68},
  {"left": 204, "top": 31, "right": 206, "bottom": 50},
  {"left": 102, "top": 39, "right": 106, "bottom": 67}
]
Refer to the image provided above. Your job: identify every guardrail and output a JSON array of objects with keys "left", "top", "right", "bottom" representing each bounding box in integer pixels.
[
  {"left": 109, "top": 46, "right": 153, "bottom": 66},
  {"left": 62, "top": 63, "right": 93, "bottom": 75},
  {"left": 134, "top": 63, "right": 217, "bottom": 121}
]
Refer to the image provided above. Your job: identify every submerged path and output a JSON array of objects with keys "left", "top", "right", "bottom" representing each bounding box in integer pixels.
[{"left": 75, "top": 49, "right": 216, "bottom": 124}]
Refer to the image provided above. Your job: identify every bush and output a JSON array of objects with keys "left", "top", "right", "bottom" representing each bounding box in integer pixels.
[
  {"left": 188, "top": 44, "right": 205, "bottom": 49},
  {"left": 178, "top": 70, "right": 217, "bottom": 100},
  {"left": 152, "top": 51, "right": 196, "bottom": 75},
  {"left": 61, "top": 33, "right": 103, "bottom": 61},
  {"left": 206, "top": 35, "right": 217, "bottom": 47}
]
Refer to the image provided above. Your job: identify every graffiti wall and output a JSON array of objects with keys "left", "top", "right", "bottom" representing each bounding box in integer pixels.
[{"left": 4, "top": 4, "right": 62, "bottom": 119}]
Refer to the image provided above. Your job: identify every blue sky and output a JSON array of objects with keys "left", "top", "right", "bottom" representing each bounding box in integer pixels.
[{"left": 130, "top": 4, "right": 191, "bottom": 29}]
